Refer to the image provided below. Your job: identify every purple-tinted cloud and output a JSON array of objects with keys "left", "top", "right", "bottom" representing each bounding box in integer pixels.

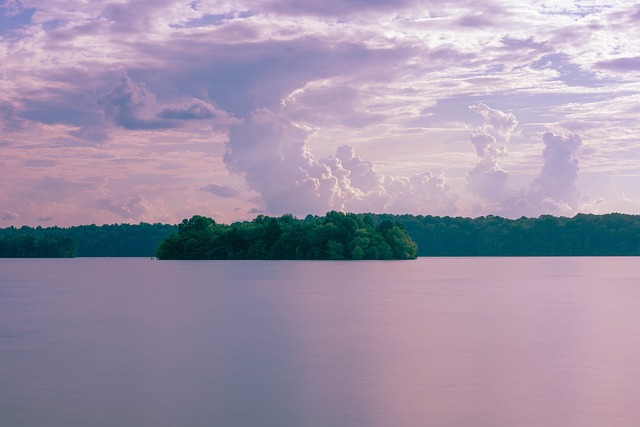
[
  {"left": 501, "top": 37, "right": 547, "bottom": 51},
  {"left": 1, "top": 1, "right": 638, "bottom": 226},
  {"left": 529, "top": 132, "right": 582, "bottom": 210},
  {"left": 98, "top": 73, "right": 174, "bottom": 130},
  {"left": 224, "top": 107, "right": 458, "bottom": 216},
  {"left": 469, "top": 103, "right": 518, "bottom": 141},
  {"left": 1, "top": 210, "right": 20, "bottom": 221},
  {"left": 100, "top": 0, "right": 175, "bottom": 33},
  {"left": 261, "top": 0, "right": 417, "bottom": 17},
  {"left": 200, "top": 184, "right": 241, "bottom": 198},
  {"left": 159, "top": 37, "right": 414, "bottom": 117},
  {"left": 96, "top": 194, "right": 150, "bottom": 220},
  {"left": 456, "top": 13, "right": 493, "bottom": 28},
  {"left": 595, "top": 56, "right": 640, "bottom": 72},
  {"left": 532, "top": 53, "right": 601, "bottom": 87},
  {"left": 159, "top": 98, "right": 241, "bottom": 125},
  {"left": 467, "top": 131, "right": 510, "bottom": 203},
  {"left": 21, "top": 98, "right": 101, "bottom": 128},
  {"left": 285, "top": 83, "right": 385, "bottom": 128},
  {"left": 466, "top": 105, "right": 585, "bottom": 217}
]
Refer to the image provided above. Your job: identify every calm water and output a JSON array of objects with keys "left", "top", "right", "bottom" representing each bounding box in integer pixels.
[{"left": 1, "top": 257, "right": 640, "bottom": 427}]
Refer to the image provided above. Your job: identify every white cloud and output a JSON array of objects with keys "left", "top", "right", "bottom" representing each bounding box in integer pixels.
[{"left": 224, "top": 107, "right": 459, "bottom": 216}]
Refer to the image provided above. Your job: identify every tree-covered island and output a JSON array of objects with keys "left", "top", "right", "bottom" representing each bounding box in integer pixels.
[{"left": 156, "top": 211, "right": 418, "bottom": 260}]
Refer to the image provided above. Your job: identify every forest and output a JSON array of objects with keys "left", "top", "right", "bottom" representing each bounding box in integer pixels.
[
  {"left": 1, "top": 212, "right": 639, "bottom": 258},
  {"left": 0, "top": 234, "right": 77, "bottom": 258},
  {"left": 156, "top": 212, "right": 418, "bottom": 260},
  {"left": 0, "top": 223, "right": 177, "bottom": 257},
  {"left": 388, "top": 213, "right": 640, "bottom": 256}
]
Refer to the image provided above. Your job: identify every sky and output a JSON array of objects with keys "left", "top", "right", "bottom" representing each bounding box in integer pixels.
[{"left": 1, "top": 0, "right": 639, "bottom": 227}]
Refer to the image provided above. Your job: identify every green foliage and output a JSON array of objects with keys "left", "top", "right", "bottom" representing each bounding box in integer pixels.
[
  {"left": 156, "top": 211, "right": 418, "bottom": 260},
  {"left": 382, "top": 212, "right": 640, "bottom": 257},
  {"left": 0, "top": 234, "right": 77, "bottom": 258},
  {"left": 0, "top": 223, "right": 177, "bottom": 257},
  {"left": 4, "top": 212, "right": 638, "bottom": 259}
]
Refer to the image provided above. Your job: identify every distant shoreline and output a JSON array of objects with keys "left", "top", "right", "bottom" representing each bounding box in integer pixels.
[{"left": 2, "top": 212, "right": 639, "bottom": 258}]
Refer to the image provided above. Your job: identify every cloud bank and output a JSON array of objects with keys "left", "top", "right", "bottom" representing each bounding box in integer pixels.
[
  {"left": 224, "top": 107, "right": 458, "bottom": 216},
  {"left": 1, "top": 0, "right": 638, "bottom": 226}
]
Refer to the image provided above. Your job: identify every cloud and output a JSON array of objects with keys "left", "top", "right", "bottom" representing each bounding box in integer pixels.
[
  {"left": 531, "top": 53, "right": 601, "bottom": 87},
  {"left": 1, "top": 1, "right": 639, "bottom": 225},
  {"left": 0, "top": 1, "right": 35, "bottom": 33},
  {"left": 284, "top": 81, "right": 385, "bottom": 128},
  {"left": 0, "top": 102, "right": 23, "bottom": 131},
  {"left": 455, "top": 13, "right": 494, "bottom": 28},
  {"left": 159, "top": 98, "right": 242, "bottom": 127},
  {"left": 466, "top": 131, "right": 509, "bottom": 201},
  {"left": 96, "top": 194, "right": 150, "bottom": 220},
  {"left": 98, "top": 73, "right": 241, "bottom": 133},
  {"left": 466, "top": 105, "right": 514, "bottom": 211},
  {"left": 466, "top": 105, "right": 585, "bottom": 217},
  {"left": 200, "top": 183, "right": 241, "bottom": 198},
  {"left": 468, "top": 103, "right": 518, "bottom": 141},
  {"left": 160, "top": 98, "right": 221, "bottom": 120},
  {"left": 0, "top": 200, "right": 37, "bottom": 224},
  {"left": 33, "top": 176, "right": 97, "bottom": 194},
  {"left": 224, "top": 107, "right": 459, "bottom": 216},
  {"left": 68, "top": 126, "right": 110, "bottom": 143},
  {"left": 595, "top": 56, "right": 640, "bottom": 72},
  {"left": 100, "top": 0, "right": 175, "bottom": 33},
  {"left": 1, "top": 210, "right": 20, "bottom": 221},
  {"left": 158, "top": 35, "right": 414, "bottom": 119},
  {"left": 98, "top": 72, "right": 174, "bottom": 130},
  {"left": 260, "top": 0, "right": 418, "bottom": 17},
  {"left": 529, "top": 132, "right": 582, "bottom": 211}
]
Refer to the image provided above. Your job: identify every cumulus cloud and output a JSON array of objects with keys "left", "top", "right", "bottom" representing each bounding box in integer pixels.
[
  {"left": 224, "top": 107, "right": 458, "bottom": 216},
  {"left": 467, "top": 131, "right": 509, "bottom": 200},
  {"left": 529, "top": 132, "right": 582, "bottom": 211},
  {"left": 466, "top": 105, "right": 584, "bottom": 217},
  {"left": 468, "top": 103, "right": 518, "bottom": 142},
  {"left": 224, "top": 108, "right": 347, "bottom": 215},
  {"left": 466, "top": 105, "right": 514, "bottom": 211}
]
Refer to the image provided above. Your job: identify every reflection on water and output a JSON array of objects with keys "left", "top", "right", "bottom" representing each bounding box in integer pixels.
[{"left": 1, "top": 257, "right": 640, "bottom": 427}]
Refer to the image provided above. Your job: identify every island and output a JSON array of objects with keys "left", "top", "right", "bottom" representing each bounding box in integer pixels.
[{"left": 156, "top": 211, "right": 418, "bottom": 260}]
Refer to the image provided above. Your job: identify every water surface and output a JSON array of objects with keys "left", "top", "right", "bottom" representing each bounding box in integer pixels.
[{"left": 1, "top": 257, "right": 640, "bottom": 426}]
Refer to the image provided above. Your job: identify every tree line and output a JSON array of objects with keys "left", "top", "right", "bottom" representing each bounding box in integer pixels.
[
  {"left": 157, "top": 211, "right": 418, "bottom": 260},
  {"left": 1, "top": 212, "right": 639, "bottom": 258},
  {"left": 0, "top": 234, "right": 77, "bottom": 258},
  {"left": 0, "top": 223, "right": 177, "bottom": 258},
  {"left": 387, "top": 212, "right": 640, "bottom": 256}
]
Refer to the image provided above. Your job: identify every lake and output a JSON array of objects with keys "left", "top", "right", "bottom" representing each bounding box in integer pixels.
[{"left": 1, "top": 257, "right": 640, "bottom": 426}]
